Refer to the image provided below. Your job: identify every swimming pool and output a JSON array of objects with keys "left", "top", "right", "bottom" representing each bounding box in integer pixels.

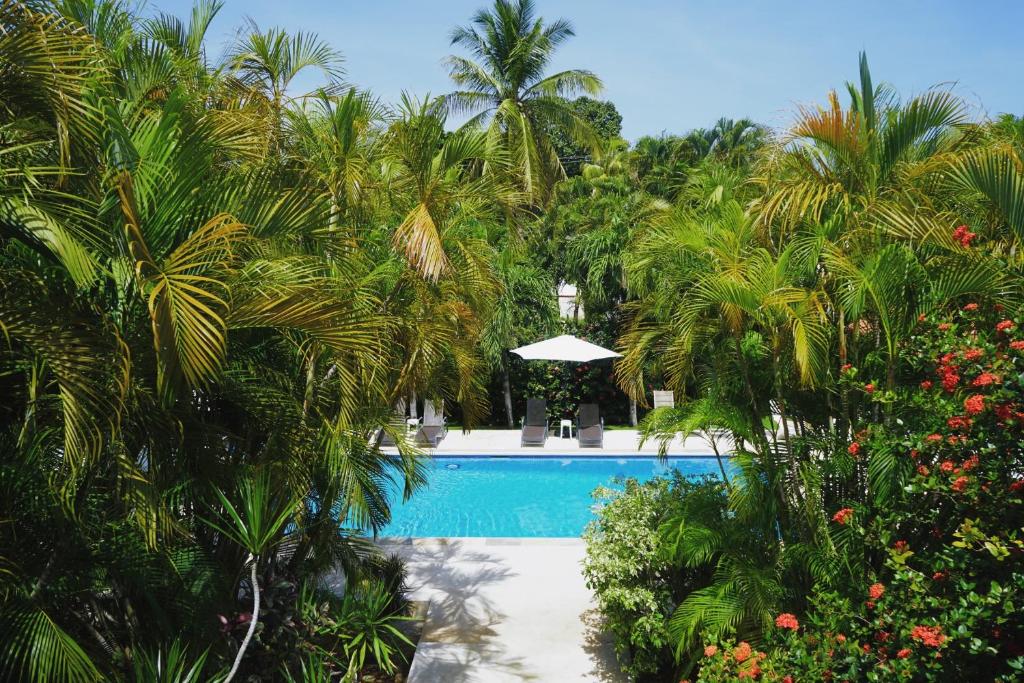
[{"left": 381, "top": 456, "right": 726, "bottom": 538}]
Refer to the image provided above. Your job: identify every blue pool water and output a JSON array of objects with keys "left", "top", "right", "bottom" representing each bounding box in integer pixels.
[{"left": 381, "top": 456, "right": 726, "bottom": 537}]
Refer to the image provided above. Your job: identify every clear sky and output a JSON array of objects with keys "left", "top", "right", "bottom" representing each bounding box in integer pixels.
[{"left": 152, "top": 0, "right": 1024, "bottom": 140}]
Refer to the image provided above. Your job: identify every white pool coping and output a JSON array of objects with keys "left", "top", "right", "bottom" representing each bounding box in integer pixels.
[{"left": 385, "top": 427, "right": 732, "bottom": 457}]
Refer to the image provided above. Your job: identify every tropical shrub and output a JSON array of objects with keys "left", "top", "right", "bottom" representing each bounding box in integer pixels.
[
  {"left": 686, "top": 305, "right": 1024, "bottom": 681},
  {"left": 583, "top": 474, "right": 725, "bottom": 680}
]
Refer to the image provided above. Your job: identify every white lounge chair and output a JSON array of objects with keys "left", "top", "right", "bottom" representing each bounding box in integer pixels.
[
  {"left": 417, "top": 399, "right": 447, "bottom": 447},
  {"left": 653, "top": 390, "right": 675, "bottom": 409}
]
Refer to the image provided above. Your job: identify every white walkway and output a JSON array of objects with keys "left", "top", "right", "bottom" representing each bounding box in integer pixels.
[
  {"left": 386, "top": 538, "right": 624, "bottom": 683},
  {"left": 411, "top": 427, "right": 730, "bottom": 456}
]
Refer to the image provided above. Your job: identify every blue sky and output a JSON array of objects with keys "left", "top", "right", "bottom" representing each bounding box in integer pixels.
[{"left": 153, "top": 0, "right": 1024, "bottom": 140}]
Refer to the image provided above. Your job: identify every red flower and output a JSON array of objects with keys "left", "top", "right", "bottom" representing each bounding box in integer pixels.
[
  {"left": 940, "top": 460, "right": 955, "bottom": 473},
  {"left": 963, "top": 347, "right": 984, "bottom": 361},
  {"left": 868, "top": 583, "right": 885, "bottom": 600},
  {"left": 893, "top": 540, "right": 908, "bottom": 552},
  {"left": 783, "top": 677, "right": 794, "bottom": 683},
  {"left": 925, "top": 433, "right": 943, "bottom": 443},
  {"left": 733, "top": 641, "right": 752, "bottom": 662},
  {"left": 962, "top": 303, "right": 979, "bottom": 311},
  {"left": 963, "top": 454, "right": 979, "bottom": 471},
  {"left": 897, "top": 648, "right": 912, "bottom": 659},
  {"left": 1010, "top": 480, "right": 1024, "bottom": 494},
  {"left": 971, "top": 372, "right": 1000, "bottom": 387},
  {"left": 917, "top": 465, "right": 930, "bottom": 476},
  {"left": 996, "top": 320, "right": 1015, "bottom": 333},
  {"left": 862, "top": 643, "right": 872, "bottom": 653},
  {"left": 836, "top": 633, "right": 846, "bottom": 643},
  {"left": 775, "top": 613, "right": 799, "bottom": 630},
  {"left": 864, "top": 383, "right": 875, "bottom": 394},
  {"left": 840, "top": 363, "right": 852, "bottom": 373},
  {"left": 941, "top": 371, "right": 960, "bottom": 392},
  {"left": 866, "top": 600, "right": 875, "bottom": 609},
  {"left": 964, "top": 394, "right": 985, "bottom": 415},
  {"left": 932, "top": 571, "right": 946, "bottom": 581},
  {"left": 704, "top": 645, "right": 718, "bottom": 657},
  {"left": 946, "top": 415, "right": 971, "bottom": 431},
  {"left": 832, "top": 508, "right": 853, "bottom": 525},
  {"left": 1011, "top": 340, "right": 1024, "bottom": 351},
  {"left": 953, "top": 225, "right": 976, "bottom": 247},
  {"left": 938, "top": 322, "right": 952, "bottom": 331},
  {"left": 951, "top": 475, "right": 969, "bottom": 492},
  {"left": 910, "top": 625, "right": 946, "bottom": 648},
  {"left": 847, "top": 442, "right": 861, "bottom": 456},
  {"left": 920, "top": 380, "right": 933, "bottom": 390}
]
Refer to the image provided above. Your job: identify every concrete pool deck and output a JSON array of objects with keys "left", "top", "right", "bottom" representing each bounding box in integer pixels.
[
  {"left": 384, "top": 538, "right": 624, "bottom": 683},
  {"left": 388, "top": 427, "right": 732, "bottom": 456}
]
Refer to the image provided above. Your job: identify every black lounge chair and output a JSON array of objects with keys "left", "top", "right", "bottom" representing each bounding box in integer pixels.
[
  {"left": 416, "top": 399, "right": 447, "bottom": 447},
  {"left": 577, "top": 403, "right": 604, "bottom": 448},
  {"left": 520, "top": 398, "right": 548, "bottom": 447}
]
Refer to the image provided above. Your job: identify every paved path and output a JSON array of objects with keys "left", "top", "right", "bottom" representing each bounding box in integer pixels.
[
  {"left": 382, "top": 538, "right": 624, "bottom": 683},
  {"left": 425, "top": 427, "right": 729, "bottom": 456}
]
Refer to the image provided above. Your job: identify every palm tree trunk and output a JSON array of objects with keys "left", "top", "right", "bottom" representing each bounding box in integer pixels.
[
  {"left": 409, "top": 390, "right": 418, "bottom": 420},
  {"left": 224, "top": 555, "right": 260, "bottom": 683},
  {"left": 629, "top": 398, "right": 637, "bottom": 427},
  {"left": 502, "top": 361, "right": 514, "bottom": 428}
]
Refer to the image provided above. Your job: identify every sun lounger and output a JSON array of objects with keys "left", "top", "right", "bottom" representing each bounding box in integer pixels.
[
  {"left": 577, "top": 403, "right": 604, "bottom": 448},
  {"left": 378, "top": 398, "right": 410, "bottom": 447},
  {"left": 520, "top": 398, "right": 548, "bottom": 447},
  {"left": 417, "top": 399, "right": 448, "bottom": 447},
  {"left": 653, "top": 390, "right": 675, "bottom": 409}
]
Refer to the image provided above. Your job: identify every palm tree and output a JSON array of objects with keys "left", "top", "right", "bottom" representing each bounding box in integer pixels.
[
  {"left": 445, "top": 0, "right": 603, "bottom": 204},
  {"left": 228, "top": 22, "right": 344, "bottom": 158},
  {"left": 288, "top": 88, "right": 387, "bottom": 224}
]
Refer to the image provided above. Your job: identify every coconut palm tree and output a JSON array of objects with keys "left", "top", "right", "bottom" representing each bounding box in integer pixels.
[{"left": 444, "top": 0, "right": 603, "bottom": 205}]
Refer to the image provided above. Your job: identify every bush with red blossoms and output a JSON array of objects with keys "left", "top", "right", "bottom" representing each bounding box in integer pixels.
[{"left": 695, "top": 304, "right": 1024, "bottom": 682}]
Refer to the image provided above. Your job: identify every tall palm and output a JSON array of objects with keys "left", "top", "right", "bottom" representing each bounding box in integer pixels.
[
  {"left": 288, "top": 88, "right": 387, "bottom": 224},
  {"left": 228, "top": 23, "right": 344, "bottom": 157},
  {"left": 445, "top": 0, "right": 603, "bottom": 204}
]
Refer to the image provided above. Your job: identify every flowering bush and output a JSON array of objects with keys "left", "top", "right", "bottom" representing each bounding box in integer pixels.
[{"left": 695, "top": 304, "right": 1024, "bottom": 681}]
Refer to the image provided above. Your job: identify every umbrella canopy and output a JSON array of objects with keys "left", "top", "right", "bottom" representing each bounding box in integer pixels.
[{"left": 510, "top": 334, "right": 622, "bottom": 362}]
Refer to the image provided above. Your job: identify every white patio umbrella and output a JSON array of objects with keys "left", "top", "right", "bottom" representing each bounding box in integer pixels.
[{"left": 510, "top": 334, "right": 621, "bottom": 362}]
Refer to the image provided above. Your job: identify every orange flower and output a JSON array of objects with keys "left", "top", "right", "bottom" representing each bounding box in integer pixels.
[
  {"left": 940, "top": 460, "right": 955, "bottom": 473},
  {"left": 847, "top": 442, "right": 860, "bottom": 456},
  {"left": 996, "top": 320, "right": 1015, "bottom": 333},
  {"left": 868, "top": 583, "right": 885, "bottom": 600},
  {"left": 971, "top": 372, "right": 1000, "bottom": 387},
  {"left": 897, "top": 648, "right": 912, "bottom": 659},
  {"left": 963, "top": 347, "right": 984, "bottom": 361},
  {"left": 733, "top": 641, "right": 752, "bottom": 662},
  {"left": 1010, "top": 340, "right": 1024, "bottom": 351},
  {"left": 962, "top": 303, "right": 979, "bottom": 311},
  {"left": 864, "top": 383, "right": 875, "bottom": 394},
  {"left": 911, "top": 625, "right": 946, "bottom": 648},
  {"left": 704, "top": 645, "right": 718, "bottom": 657},
  {"left": 951, "top": 475, "right": 969, "bottom": 492},
  {"left": 832, "top": 508, "right": 853, "bottom": 525},
  {"left": 775, "top": 613, "right": 799, "bottom": 630},
  {"left": 964, "top": 394, "right": 986, "bottom": 415}
]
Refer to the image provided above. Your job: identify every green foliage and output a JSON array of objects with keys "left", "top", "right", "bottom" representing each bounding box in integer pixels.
[
  {"left": 547, "top": 96, "right": 623, "bottom": 176},
  {"left": 583, "top": 474, "right": 723, "bottom": 680}
]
